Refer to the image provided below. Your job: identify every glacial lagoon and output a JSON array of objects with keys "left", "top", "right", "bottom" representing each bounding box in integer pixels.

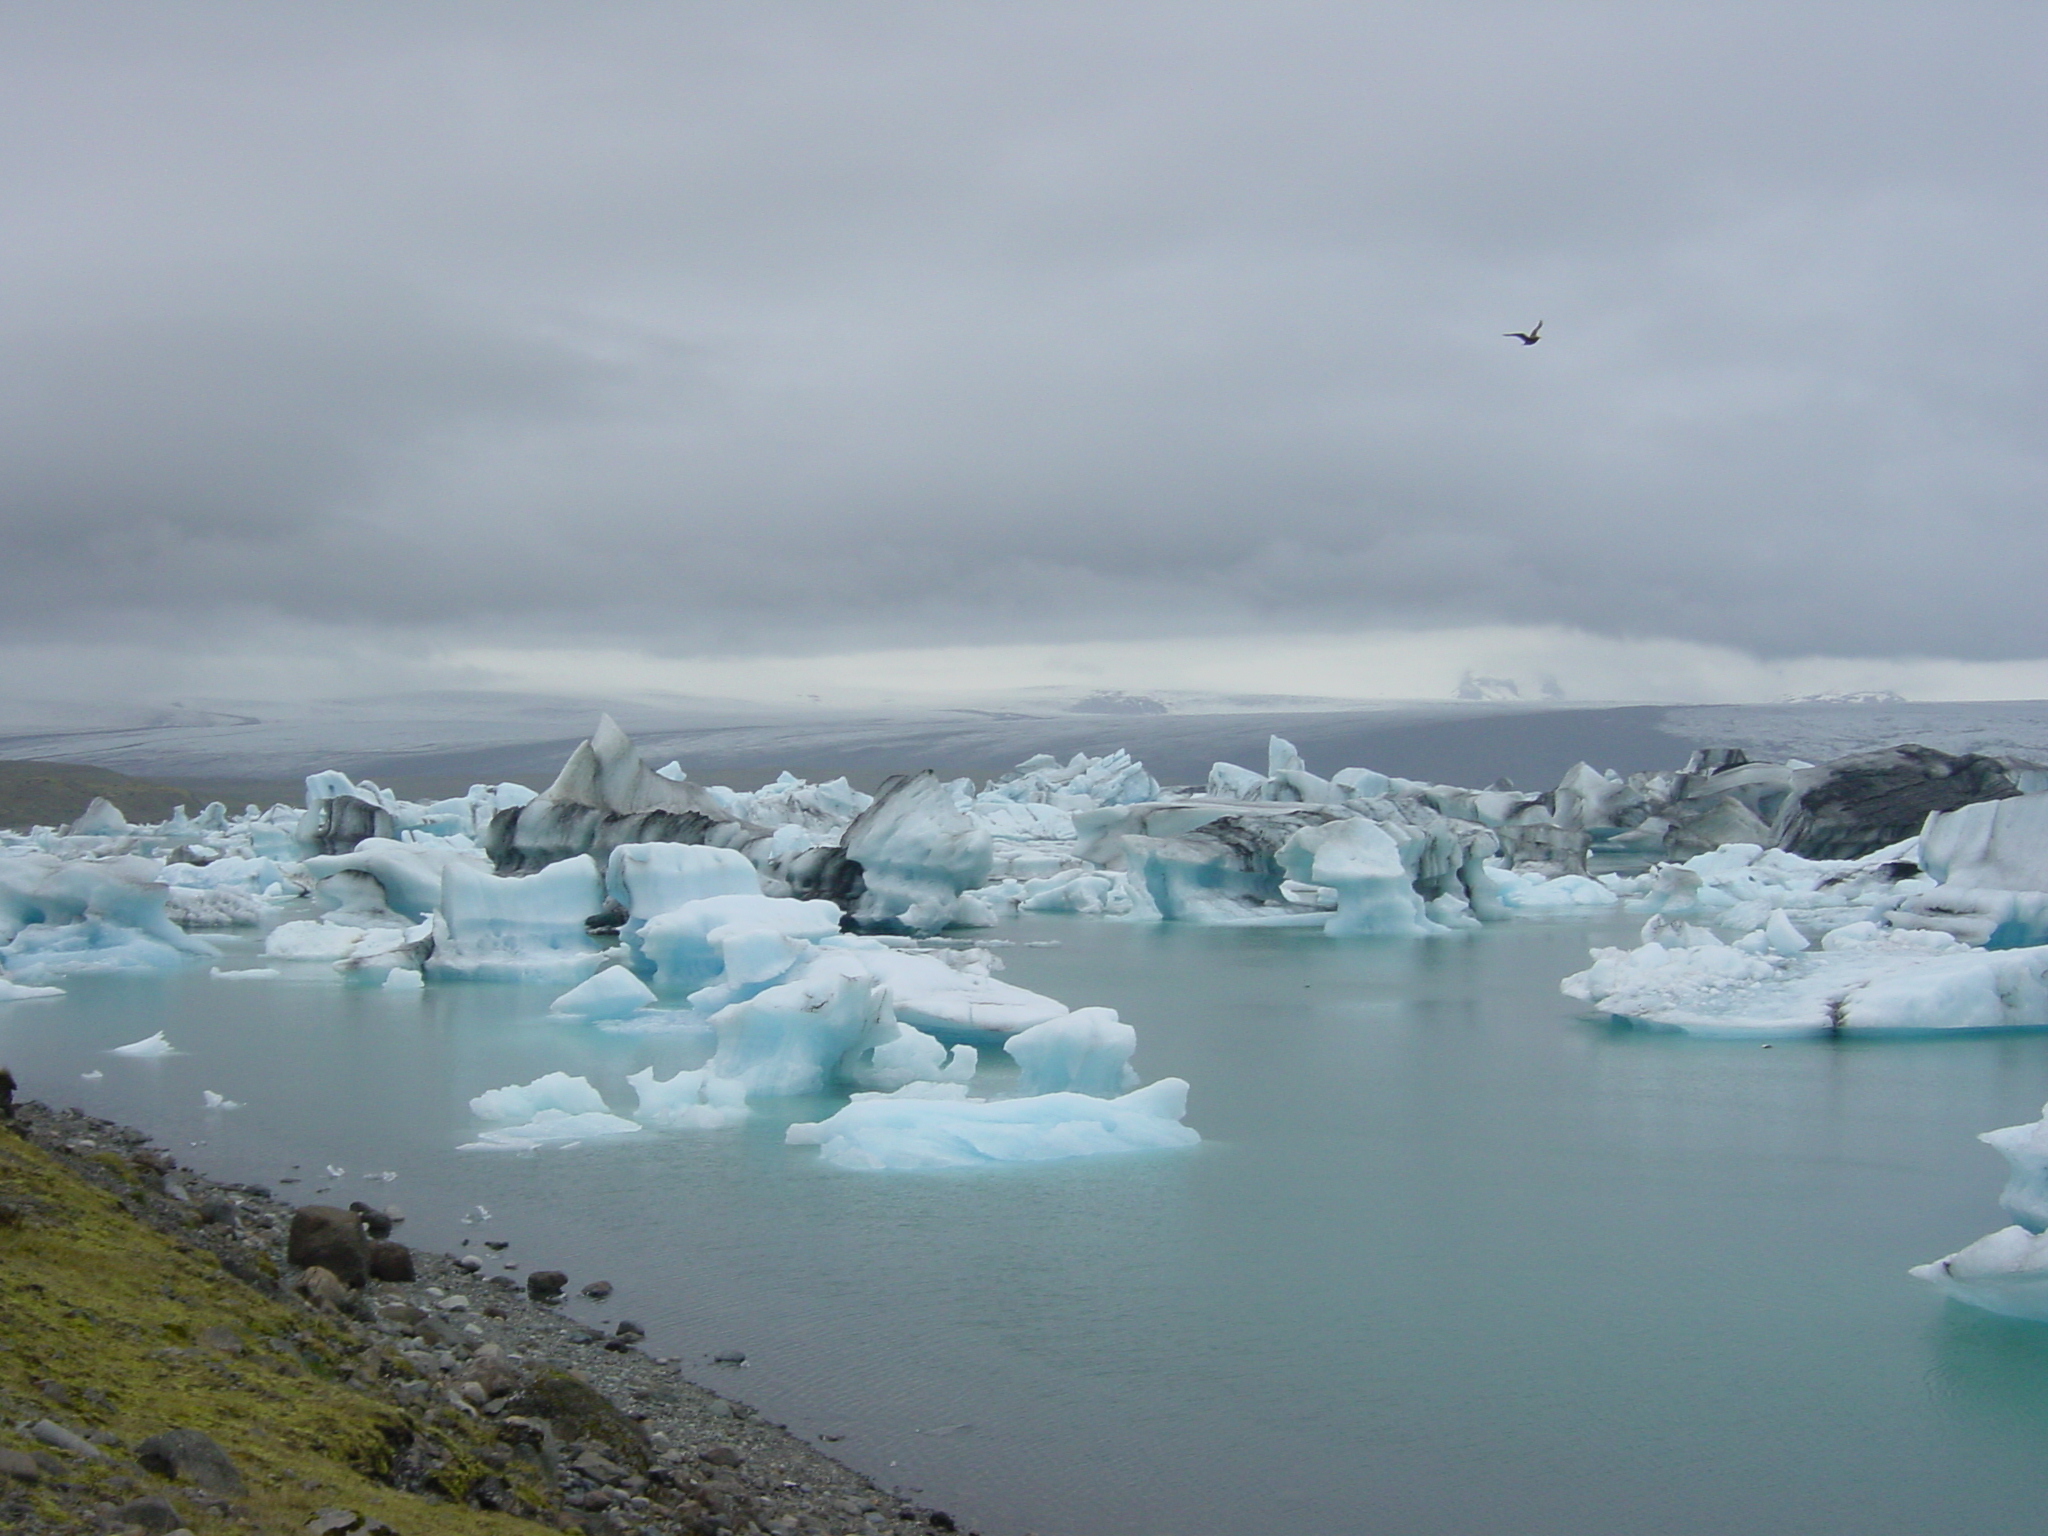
[{"left": 8, "top": 911, "right": 2048, "bottom": 1536}]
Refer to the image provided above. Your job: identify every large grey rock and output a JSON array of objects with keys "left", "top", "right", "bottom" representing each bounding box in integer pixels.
[
  {"left": 112, "top": 1494, "right": 183, "bottom": 1532},
  {"left": 135, "top": 1427, "right": 245, "bottom": 1495},
  {"left": 287, "top": 1205, "right": 369, "bottom": 1288},
  {"left": 1773, "top": 745, "right": 2019, "bottom": 860}
]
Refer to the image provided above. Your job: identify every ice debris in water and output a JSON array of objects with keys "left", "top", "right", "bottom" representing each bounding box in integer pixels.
[
  {"left": 1913, "top": 1099, "right": 2048, "bottom": 1321},
  {"left": 786, "top": 1079, "right": 1200, "bottom": 1171},
  {"left": 202, "top": 1090, "right": 242, "bottom": 1109},
  {"left": 110, "top": 1031, "right": 177, "bottom": 1057},
  {"left": 209, "top": 966, "right": 281, "bottom": 981},
  {"left": 549, "top": 964, "right": 658, "bottom": 1019}
]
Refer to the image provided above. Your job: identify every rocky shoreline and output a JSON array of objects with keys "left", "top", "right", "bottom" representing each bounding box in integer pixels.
[{"left": 2, "top": 1096, "right": 980, "bottom": 1536}]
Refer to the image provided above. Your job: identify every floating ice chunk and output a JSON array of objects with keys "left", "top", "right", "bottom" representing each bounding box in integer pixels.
[
  {"left": 430, "top": 854, "right": 605, "bottom": 984},
  {"left": 80, "top": 1069, "right": 102, "bottom": 1080},
  {"left": 1278, "top": 818, "right": 1441, "bottom": 937},
  {"left": 210, "top": 966, "right": 281, "bottom": 981},
  {"left": 110, "top": 1031, "right": 177, "bottom": 1057},
  {"left": 202, "top": 1090, "right": 243, "bottom": 1110},
  {"left": 605, "top": 842, "right": 760, "bottom": 923},
  {"left": 1564, "top": 928, "right": 2048, "bottom": 1034},
  {"left": 0, "top": 853, "right": 217, "bottom": 981},
  {"left": 303, "top": 838, "right": 487, "bottom": 921},
  {"left": 1764, "top": 909, "right": 1810, "bottom": 954},
  {"left": 383, "top": 966, "right": 425, "bottom": 990},
  {"left": 1004, "top": 1008, "right": 1138, "bottom": 1097},
  {"left": 469, "top": 1071, "right": 609, "bottom": 1122},
  {"left": 0, "top": 976, "right": 64, "bottom": 1002},
  {"left": 845, "top": 1023, "right": 977, "bottom": 1093},
  {"left": 841, "top": 771, "right": 995, "bottom": 934},
  {"left": 1476, "top": 866, "right": 1620, "bottom": 910},
  {"left": 69, "top": 797, "right": 130, "bottom": 835},
  {"left": 786, "top": 1078, "right": 1201, "bottom": 1170},
  {"left": 625, "top": 1065, "right": 751, "bottom": 1129},
  {"left": 635, "top": 892, "right": 841, "bottom": 998},
  {"left": 1917, "top": 793, "right": 2048, "bottom": 891},
  {"left": 1979, "top": 1105, "right": 2048, "bottom": 1233},
  {"left": 833, "top": 943, "right": 1068, "bottom": 1044},
  {"left": 460, "top": 1109, "right": 643, "bottom": 1150},
  {"left": 708, "top": 953, "right": 891, "bottom": 1096},
  {"left": 1910, "top": 1226, "right": 2048, "bottom": 1321},
  {"left": 549, "top": 965, "right": 658, "bottom": 1019},
  {"left": 264, "top": 920, "right": 372, "bottom": 962},
  {"left": 1012, "top": 868, "right": 1135, "bottom": 917}
]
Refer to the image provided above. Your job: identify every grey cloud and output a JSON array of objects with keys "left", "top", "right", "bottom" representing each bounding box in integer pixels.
[{"left": 2, "top": 2, "right": 2045, "bottom": 665}]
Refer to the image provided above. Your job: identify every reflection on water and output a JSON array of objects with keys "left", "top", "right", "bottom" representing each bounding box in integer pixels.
[{"left": 7, "top": 914, "right": 2048, "bottom": 1535}]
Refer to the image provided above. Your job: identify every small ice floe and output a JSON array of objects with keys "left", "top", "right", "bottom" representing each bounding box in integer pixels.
[
  {"left": 382, "top": 967, "right": 425, "bottom": 991},
  {"left": 0, "top": 977, "right": 65, "bottom": 1002},
  {"left": 325, "top": 1164, "right": 345, "bottom": 1178},
  {"left": 460, "top": 1203, "right": 497, "bottom": 1221},
  {"left": 362, "top": 1170, "right": 397, "bottom": 1182},
  {"left": 209, "top": 966, "right": 281, "bottom": 981},
  {"left": 79, "top": 1069, "right": 103, "bottom": 1081},
  {"left": 110, "top": 1031, "right": 177, "bottom": 1057},
  {"left": 201, "top": 1090, "right": 243, "bottom": 1110}
]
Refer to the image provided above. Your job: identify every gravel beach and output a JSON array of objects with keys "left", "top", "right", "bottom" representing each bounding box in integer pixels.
[{"left": 2, "top": 1095, "right": 983, "bottom": 1536}]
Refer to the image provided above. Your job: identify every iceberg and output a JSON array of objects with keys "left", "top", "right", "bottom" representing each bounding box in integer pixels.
[
  {"left": 785, "top": 1078, "right": 1201, "bottom": 1170},
  {"left": 110, "top": 1031, "right": 177, "bottom": 1057},
  {"left": 1277, "top": 818, "right": 1443, "bottom": 937},
  {"left": 460, "top": 1108, "right": 643, "bottom": 1150},
  {"left": 1004, "top": 1007, "right": 1138, "bottom": 1097},
  {"left": 706, "top": 952, "right": 892, "bottom": 1097},
  {"left": 839, "top": 770, "right": 995, "bottom": 934},
  {"left": 0, "top": 976, "right": 64, "bottom": 1002},
  {"left": 1562, "top": 923, "right": 2048, "bottom": 1034},
  {"left": 429, "top": 855, "right": 605, "bottom": 983},
  {"left": 549, "top": 964, "right": 658, "bottom": 1019},
  {"left": 625, "top": 1065, "right": 751, "bottom": 1129},
  {"left": 635, "top": 892, "right": 843, "bottom": 1000},
  {"left": 485, "top": 715, "right": 767, "bottom": 875},
  {"left": 0, "top": 852, "right": 218, "bottom": 982},
  {"left": 469, "top": 1071, "right": 610, "bottom": 1122}
]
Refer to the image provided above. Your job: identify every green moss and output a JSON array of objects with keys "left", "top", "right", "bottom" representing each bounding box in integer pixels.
[{"left": 0, "top": 1130, "right": 552, "bottom": 1534}]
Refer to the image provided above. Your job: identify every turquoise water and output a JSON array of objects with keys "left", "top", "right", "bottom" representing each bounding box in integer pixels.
[{"left": 8, "top": 914, "right": 2048, "bottom": 1535}]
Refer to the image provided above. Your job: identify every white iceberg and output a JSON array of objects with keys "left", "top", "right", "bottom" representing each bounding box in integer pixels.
[
  {"left": 841, "top": 771, "right": 995, "bottom": 934},
  {"left": 549, "top": 965, "right": 658, "bottom": 1020},
  {"left": 1004, "top": 1007, "right": 1138, "bottom": 1097},
  {"left": 625, "top": 1065, "right": 751, "bottom": 1129},
  {"left": 429, "top": 855, "right": 605, "bottom": 983},
  {"left": 1563, "top": 923, "right": 2048, "bottom": 1034},
  {"left": 635, "top": 892, "right": 841, "bottom": 999},
  {"left": 460, "top": 1108, "right": 643, "bottom": 1150},
  {"left": 469, "top": 1071, "right": 610, "bottom": 1122},
  {"left": 786, "top": 1078, "right": 1201, "bottom": 1170},
  {"left": 202, "top": 1090, "right": 243, "bottom": 1109},
  {"left": 110, "top": 1031, "right": 177, "bottom": 1057},
  {"left": 0, "top": 976, "right": 64, "bottom": 1002}
]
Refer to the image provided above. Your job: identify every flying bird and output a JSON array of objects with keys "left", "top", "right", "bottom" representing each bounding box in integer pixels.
[{"left": 1505, "top": 321, "right": 1543, "bottom": 345}]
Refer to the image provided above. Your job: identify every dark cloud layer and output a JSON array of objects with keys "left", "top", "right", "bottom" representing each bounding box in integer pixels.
[{"left": 5, "top": 2, "right": 2045, "bottom": 664}]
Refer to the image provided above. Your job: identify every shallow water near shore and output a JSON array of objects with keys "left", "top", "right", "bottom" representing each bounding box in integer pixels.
[{"left": 9, "top": 913, "right": 2048, "bottom": 1535}]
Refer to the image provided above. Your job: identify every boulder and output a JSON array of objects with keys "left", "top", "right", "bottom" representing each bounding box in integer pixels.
[
  {"left": 526, "top": 1269, "right": 569, "bottom": 1303},
  {"left": 134, "top": 1427, "right": 245, "bottom": 1495},
  {"left": 287, "top": 1206, "right": 369, "bottom": 1288},
  {"left": 292, "top": 1266, "right": 352, "bottom": 1313},
  {"left": 501, "top": 1373, "right": 651, "bottom": 1471},
  {"left": 111, "top": 1494, "right": 183, "bottom": 1533},
  {"left": 366, "top": 1240, "right": 415, "bottom": 1282}
]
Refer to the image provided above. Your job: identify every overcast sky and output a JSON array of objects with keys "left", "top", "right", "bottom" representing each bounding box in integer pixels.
[{"left": 5, "top": 2, "right": 2046, "bottom": 706}]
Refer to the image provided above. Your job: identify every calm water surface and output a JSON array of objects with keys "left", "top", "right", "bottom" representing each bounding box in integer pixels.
[{"left": 7, "top": 913, "right": 2048, "bottom": 1536}]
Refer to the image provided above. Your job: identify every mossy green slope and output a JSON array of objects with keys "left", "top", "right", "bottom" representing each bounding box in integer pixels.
[{"left": 0, "top": 1126, "right": 549, "bottom": 1534}]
